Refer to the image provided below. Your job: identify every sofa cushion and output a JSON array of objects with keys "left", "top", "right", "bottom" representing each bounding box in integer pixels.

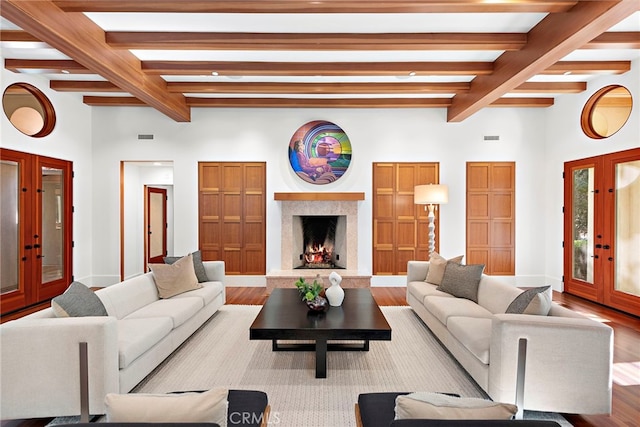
[
  {"left": 164, "top": 250, "right": 209, "bottom": 283},
  {"left": 394, "top": 392, "right": 517, "bottom": 420},
  {"left": 117, "top": 317, "right": 173, "bottom": 369},
  {"left": 125, "top": 297, "right": 204, "bottom": 329},
  {"left": 172, "top": 281, "right": 224, "bottom": 306},
  {"left": 437, "top": 262, "right": 485, "bottom": 303},
  {"left": 51, "top": 282, "right": 108, "bottom": 318},
  {"left": 150, "top": 254, "right": 202, "bottom": 299},
  {"left": 105, "top": 388, "right": 228, "bottom": 426},
  {"left": 506, "top": 286, "right": 552, "bottom": 315},
  {"left": 424, "top": 296, "right": 494, "bottom": 326},
  {"left": 425, "top": 252, "right": 464, "bottom": 285},
  {"left": 96, "top": 273, "right": 160, "bottom": 319},
  {"left": 408, "top": 281, "right": 455, "bottom": 305},
  {"left": 447, "top": 317, "right": 492, "bottom": 364}
]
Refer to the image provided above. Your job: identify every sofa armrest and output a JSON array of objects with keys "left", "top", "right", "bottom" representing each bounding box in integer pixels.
[
  {"left": 0, "top": 316, "right": 119, "bottom": 419},
  {"left": 489, "top": 314, "right": 613, "bottom": 414},
  {"left": 407, "top": 261, "right": 429, "bottom": 283},
  {"left": 203, "top": 261, "right": 225, "bottom": 283}
]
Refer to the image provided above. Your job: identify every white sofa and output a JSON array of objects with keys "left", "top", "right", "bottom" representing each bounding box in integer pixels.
[
  {"left": 406, "top": 261, "right": 613, "bottom": 415},
  {"left": 0, "top": 261, "right": 225, "bottom": 420}
]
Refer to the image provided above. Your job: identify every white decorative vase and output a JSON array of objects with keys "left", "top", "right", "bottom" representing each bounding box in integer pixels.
[{"left": 325, "top": 271, "right": 345, "bottom": 306}]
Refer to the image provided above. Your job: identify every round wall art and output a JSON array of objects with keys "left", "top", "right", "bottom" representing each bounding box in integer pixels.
[{"left": 288, "top": 120, "right": 352, "bottom": 184}]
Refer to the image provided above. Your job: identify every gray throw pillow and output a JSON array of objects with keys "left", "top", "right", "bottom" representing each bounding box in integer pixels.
[
  {"left": 164, "top": 250, "right": 209, "bottom": 283},
  {"left": 506, "top": 286, "right": 552, "bottom": 315},
  {"left": 437, "top": 262, "right": 485, "bottom": 303},
  {"left": 51, "top": 281, "right": 108, "bottom": 317}
]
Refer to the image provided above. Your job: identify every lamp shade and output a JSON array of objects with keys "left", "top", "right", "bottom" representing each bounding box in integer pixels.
[{"left": 414, "top": 184, "right": 448, "bottom": 205}]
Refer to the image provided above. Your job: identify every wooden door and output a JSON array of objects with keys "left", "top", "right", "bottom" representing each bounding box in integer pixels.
[
  {"left": 564, "top": 147, "right": 640, "bottom": 316},
  {"left": 1, "top": 149, "right": 73, "bottom": 315},
  {"left": 466, "top": 162, "right": 515, "bottom": 275},
  {"left": 372, "top": 162, "right": 439, "bottom": 275},
  {"left": 198, "top": 162, "right": 266, "bottom": 275},
  {"left": 146, "top": 186, "right": 167, "bottom": 266}
]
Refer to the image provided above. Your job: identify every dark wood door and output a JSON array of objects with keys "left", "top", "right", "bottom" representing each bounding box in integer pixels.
[
  {"left": 146, "top": 186, "right": 167, "bottom": 266},
  {"left": 466, "top": 162, "right": 515, "bottom": 275},
  {"left": 564, "top": 147, "right": 640, "bottom": 316},
  {"left": 372, "top": 162, "right": 439, "bottom": 275},
  {"left": 1, "top": 149, "right": 73, "bottom": 315},
  {"left": 198, "top": 162, "right": 266, "bottom": 275}
]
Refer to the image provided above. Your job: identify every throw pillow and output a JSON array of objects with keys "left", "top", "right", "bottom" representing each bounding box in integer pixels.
[
  {"left": 506, "top": 286, "right": 552, "bottom": 315},
  {"left": 164, "top": 250, "right": 209, "bottom": 283},
  {"left": 105, "top": 388, "right": 228, "bottom": 426},
  {"left": 425, "top": 252, "right": 464, "bottom": 285},
  {"left": 437, "top": 262, "right": 485, "bottom": 303},
  {"left": 395, "top": 392, "right": 517, "bottom": 420},
  {"left": 51, "top": 281, "right": 108, "bottom": 317},
  {"left": 150, "top": 253, "right": 202, "bottom": 298}
]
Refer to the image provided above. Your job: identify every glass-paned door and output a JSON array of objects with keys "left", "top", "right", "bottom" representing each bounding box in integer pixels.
[
  {"left": 0, "top": 149, "right": 72, "bottom": 315},
  {"left": 564, "top": 147, "right": 640, "bottom": 316}
]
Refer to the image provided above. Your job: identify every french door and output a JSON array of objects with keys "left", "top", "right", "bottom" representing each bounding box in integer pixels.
[
  {"left": 0, "top": 149, "right": 73, "bottom": 315},
  {"left": 564, "top": 147, "right": 640, "bottom": 316}
]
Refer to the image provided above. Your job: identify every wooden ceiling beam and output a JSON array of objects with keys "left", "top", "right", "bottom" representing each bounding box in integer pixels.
[
  {"left": 585, "top": 31, "right": 640, "bottom": 49},
  {"left": 446, "top": 0, "right": 639, "bottom": 122},
  {"left": 142, "top": 61, "right": 494, "bottom": 76},
  {"left": 0, "top": 0, "right": 190, "bottom": 122},
  {"left": 4, "top": 59, "right": 92, "bottom": 74},
  {"left": 106, "top": 32, "right": 527, "bottom": 51},
  {"left": 55, "top": 80, "right": 584, "bottom": 95},
  {"left": 83, "top": 95, "right": 553, "bottom": 109},
  {"left": 7, "top": 58, "right": 630, "bottom": 77},
  {"left": 54, "top": 0, "right": 577, "bottom": 14}
]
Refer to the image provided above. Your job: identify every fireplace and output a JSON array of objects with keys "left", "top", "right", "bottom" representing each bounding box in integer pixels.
[
  {"left": 268, "top": 193, "right": 370, "bottom": 292},
  {"left": 293, "top": 215, "right": 346, "bottom": 269}
]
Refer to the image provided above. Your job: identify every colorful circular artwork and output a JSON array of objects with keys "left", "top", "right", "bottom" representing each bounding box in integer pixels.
[{"left": 288, "top": 120, "right": 352, "bottom": 184}]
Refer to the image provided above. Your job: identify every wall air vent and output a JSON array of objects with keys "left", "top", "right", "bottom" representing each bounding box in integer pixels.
[
  {"left": 483, "top": 135, "right": 500, "bottom": 142},
  {"left": 138, "top": 134, "right": 154, "bottom": 140}
]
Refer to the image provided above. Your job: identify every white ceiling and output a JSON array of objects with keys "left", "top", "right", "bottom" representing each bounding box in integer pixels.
[{"left": 1, "top": 3, "right": 639, "bottom": 121}]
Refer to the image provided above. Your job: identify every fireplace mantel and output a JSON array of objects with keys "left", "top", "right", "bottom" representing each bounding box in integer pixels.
[{"left": 274, "top": 192, "right": 364, "bottom": 201}]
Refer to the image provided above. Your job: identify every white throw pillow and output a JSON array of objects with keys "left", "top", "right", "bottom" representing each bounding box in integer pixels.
[
  {"left": 395, "top": 392, "right": 517, "bottom": 420},
  {"left": 149, "top": 253, "right": 201, "bottom": 298},
  {"left": 105, "top": 388, "right": 228, "bottom": 426}
]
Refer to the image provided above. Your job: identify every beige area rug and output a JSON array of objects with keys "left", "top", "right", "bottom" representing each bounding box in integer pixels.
[{"left": 133, "top": 305, "right": 571, "bottom": 427}]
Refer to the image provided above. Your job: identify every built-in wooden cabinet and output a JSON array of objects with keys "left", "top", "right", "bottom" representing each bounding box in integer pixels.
[
  {"left": 466, "top": 162, "right": 515, "bottom": 275},
  {"left": 198, "top": 162, "right": 266, "bottom": 275},
  {"left": 373, "top": 162, "right": 439, "bottom": 275}
]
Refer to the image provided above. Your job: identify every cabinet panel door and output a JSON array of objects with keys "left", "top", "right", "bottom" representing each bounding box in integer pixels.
[{"left": 466, "top": 162, "right": 515, "bottom": 275}]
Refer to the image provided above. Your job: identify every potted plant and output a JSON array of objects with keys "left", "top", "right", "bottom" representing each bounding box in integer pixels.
[{"left": 294, "top": 276, "right": 328, "bottom": 312}]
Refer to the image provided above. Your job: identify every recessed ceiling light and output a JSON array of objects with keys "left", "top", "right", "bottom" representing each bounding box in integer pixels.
[
  {"left": 211, "top": 71, "right": 219, "bottom": 76},
  {"left": 564, "top": 71, "right": 572, "bottom": 75},
  {"left": 61, "top": 70, "right": 70, "bottom": 74},
  {"left": 153, "top": 162, "right": 163, "bottom": 166},
  {"left": 409, "top": 71, "right": 417, "bottom": 77}
]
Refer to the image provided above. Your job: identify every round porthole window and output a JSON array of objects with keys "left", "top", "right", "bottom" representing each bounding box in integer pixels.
[
  {"left": 2, "top": 83, "right": 56, "bottom": 138},
  {"left": 581, "top": 85, "right": 633, "bottom": 139}
]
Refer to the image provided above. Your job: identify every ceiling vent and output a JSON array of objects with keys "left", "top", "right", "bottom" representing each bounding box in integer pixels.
[
  {"left": 138, "top": 134, "right": 154, "bottom": 140},
  {"left": 483, "top": 135, "right": 500, "bottom": 142}
]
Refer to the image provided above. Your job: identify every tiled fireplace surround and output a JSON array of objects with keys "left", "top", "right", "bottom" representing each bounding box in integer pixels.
[{"left": 266, "top": 193, "right": 371, "bottom": 292}]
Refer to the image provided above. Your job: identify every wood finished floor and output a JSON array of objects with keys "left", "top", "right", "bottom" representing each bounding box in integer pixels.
[{"left": 1, "top": 287, "right": 638, "bottom": 427}]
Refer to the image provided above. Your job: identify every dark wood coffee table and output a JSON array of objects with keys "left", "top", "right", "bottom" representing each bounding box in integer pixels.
[{"left": 249, "top": 288, "right": 391, "bottom": 378}]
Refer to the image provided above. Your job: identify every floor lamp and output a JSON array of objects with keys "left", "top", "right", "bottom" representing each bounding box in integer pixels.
[{"left": 414, "top": 184, "right": 449, "bottom": 256}]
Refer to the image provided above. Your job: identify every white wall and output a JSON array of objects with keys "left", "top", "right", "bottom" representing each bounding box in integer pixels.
[
  {"left": 91, "top": 104, "right": 549, "bottom": 286},
  {"left": 0, "top": 69, "right": 94, "bottom": 284},
  {"left": 543, "top": 58, "right": 640, "bottom": 290}
]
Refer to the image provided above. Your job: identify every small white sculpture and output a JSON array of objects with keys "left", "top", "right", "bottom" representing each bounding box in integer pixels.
[{"left": 325, "top": 271, "right": 345, "bottom": 306}]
